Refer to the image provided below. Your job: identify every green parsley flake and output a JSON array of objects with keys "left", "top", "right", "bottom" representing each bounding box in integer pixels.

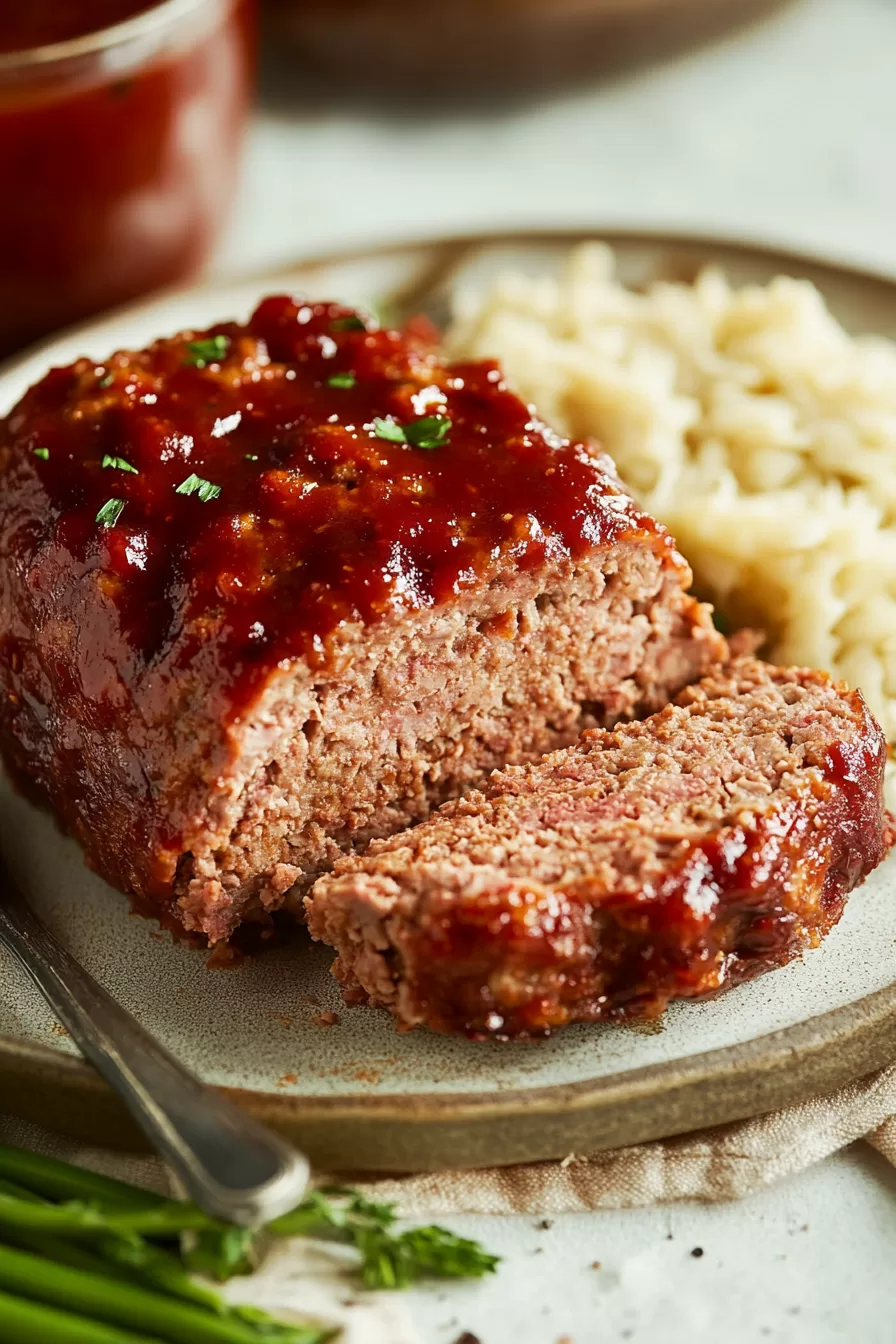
[
  {"left": 327, "top": 371, "right": 357, "bottom": 389},
  {"left": 331, "top": 315, "right": 366, "bottom": 332},
  {"left": 102, "top": 454, "right": 138, "bottom": 474},
  {"left": 373, "top": 414, "right": 452, "bottom": 450},
  {"left": 31, "top": 447, "right": 49, "bottom": 461},
  {"left": 244, "top": 453, "right": 259, "bottom": 462},
  {"left": 99, "top": 373, "right": 115, "bottom": 389},
  {"left": 96, "top": 498, "right": 125, "bottom": 528},
  {"left": 176, "top": 473, "right": 221, "bottom": 503},
  {"left": 184, "top": 334, "right": 231, "bottom": 368},
  {"left": 373, "top": 417, "right": 407, "bottom": 444},
  {"left": 405, "top": 415, "right": 451, "bottom": 450}
]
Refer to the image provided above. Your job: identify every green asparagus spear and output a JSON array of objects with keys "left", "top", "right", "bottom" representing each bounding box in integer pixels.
[
  {"left": 0, "top": 1176, "right": 204, "bottom": 1298},
  {"left": 0, "top": 1144, "right": 500, "bottom": 1310},
  {"left": 0, "top": 1190, "right": 262, "bottom": 1315},
  {"left": 0, "top": 1193, "right": 213, "bottom": 1239},
  {"left": 0, "top": 1148, "right": 251, "bottom": 1288},
  {"left": 0, "top": 1213, "right": 316, "bottom": 1336},
  {"left": 0, "top": 1178, "right": 43, "bottom": 1203},
  {"left": 0, "top": 1176, "right": 137, "bottom": 1279},
  {"left": 0, "top": 1148, "right": 165, "bottom": 1211},
  {"left": 0, "top": 1288, "right": 164, "bottom": 1344},
  {"left": 96, "top": 1233, "right": 228, "bottom": 1309},
  {"left": 0, "top": 1243, "right": 331, "bottom": 1344},
  {"left": 0, "top": 1222, "right": 130, "bottom": 1281}
]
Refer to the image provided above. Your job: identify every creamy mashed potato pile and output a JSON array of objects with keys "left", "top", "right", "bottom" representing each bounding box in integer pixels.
[{"left": 448, "top": 244, "right": 896, "bottom": 739}]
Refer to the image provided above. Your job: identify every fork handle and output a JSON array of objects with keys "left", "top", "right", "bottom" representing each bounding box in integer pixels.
[{"left": 0, "top": 864, "right": 309, "bottom": 1227}]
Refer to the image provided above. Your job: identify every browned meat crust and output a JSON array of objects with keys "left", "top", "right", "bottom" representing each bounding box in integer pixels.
[
  {"left": 0, "top": 299, "right": 723, "bottom": 943},
  {"left": 306, "top": 659, "right": 893, "bottom": 1037}
]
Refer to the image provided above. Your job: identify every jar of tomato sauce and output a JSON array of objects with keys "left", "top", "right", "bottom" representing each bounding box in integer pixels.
[{"left": 0, "top": 0, "right": 255, "bottom": 358}]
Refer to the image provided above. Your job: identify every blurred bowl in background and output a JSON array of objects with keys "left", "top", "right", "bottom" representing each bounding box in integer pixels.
[
  {"left": 0, "top": 0, "right": 256, "bottom": 360},
  {"left": 264, "top": 0, "right": 786, "bottom": 97}
]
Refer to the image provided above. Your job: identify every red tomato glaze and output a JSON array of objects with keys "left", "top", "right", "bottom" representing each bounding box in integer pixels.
[{"left": 1, "top": 297, "right": 667, "bottom": 717}]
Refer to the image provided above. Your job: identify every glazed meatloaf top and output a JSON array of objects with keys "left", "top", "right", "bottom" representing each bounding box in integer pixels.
[
  {"left": 307, "top": 658, "right": 892, "bottom": 1036},
  {"left": 0, "top": 297, "right": 719, "bottom": 911}
]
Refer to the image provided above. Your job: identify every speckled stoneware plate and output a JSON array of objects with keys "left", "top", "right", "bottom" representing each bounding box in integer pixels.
[{"left": 2, "top": 231, "right": 896, "bottom": 1173}]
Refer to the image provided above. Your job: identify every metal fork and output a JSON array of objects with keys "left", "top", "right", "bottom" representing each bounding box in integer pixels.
[{"left": 0, "top": 862, "right": 309, "bottom": 1226}]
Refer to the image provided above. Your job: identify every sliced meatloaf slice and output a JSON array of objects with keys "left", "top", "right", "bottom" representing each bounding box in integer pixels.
[
  {"left": 0, "top": 297, "right": 723, "bottom": 944},
  {"left": 306, "top": 659, "right": 893, "bottom": 1037}
]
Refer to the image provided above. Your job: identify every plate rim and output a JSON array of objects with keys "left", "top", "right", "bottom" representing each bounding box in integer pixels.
[
  {"left": 4, "top": 974, "right": 896, "bottom": 1170},
  {"left": 3, "top": 224, "right": 896, "bottom": 1171},
  {"left": 6, "top": 223, "right": 896, "bottom": 382}
]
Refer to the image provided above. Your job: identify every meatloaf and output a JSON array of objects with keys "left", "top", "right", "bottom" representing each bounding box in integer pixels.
[
  {"left": 0, "top": 297, "right": 724, "bottom": 943},
  {"left": 307, "top": 658, "right": 892, "bottom": 1037}
]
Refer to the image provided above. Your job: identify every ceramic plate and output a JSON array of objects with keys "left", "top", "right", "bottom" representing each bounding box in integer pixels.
[{"left": 2, "top": 230, "right": 896, "bottom": 1173}]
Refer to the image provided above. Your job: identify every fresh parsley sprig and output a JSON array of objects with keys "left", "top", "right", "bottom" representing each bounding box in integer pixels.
[
  {"left": 184, "top": 335, "right": 231, "bottom": 369},
  {"left": 102, "top": 455, "right": 138, "bottom": 474},
  {"left": 269, "top": 1187, "right": 499, "bottom": 1290},
  {"left": 405, "top": 415, "right": 452, "bottom": 450},
  {"left": 372, "top": 417, "right": 407, "bottom": 444},
  {"left": 330, "top": 315, "right": 366, "bottom": 333},
  {"left": 372, "top": 414, "right": 452, "bottom": 450},
  {"left": 96, "top": 498, "right": 125, "bottom": 528},
  {"left": 175, "top": 474, "right": 221, "bottom": 503}
]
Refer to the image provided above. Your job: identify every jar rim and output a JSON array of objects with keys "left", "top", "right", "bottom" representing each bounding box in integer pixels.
[{"left": 0, "top": 0, "right": 222, "bottom": 74}]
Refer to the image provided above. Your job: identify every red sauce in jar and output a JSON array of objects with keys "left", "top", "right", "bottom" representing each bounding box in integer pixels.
[
  {"left": 0, "top": 0, "right": 254, "bottom": 357},
  {"left": 1, "top": 297, "right": 667, "bottom": 715}
]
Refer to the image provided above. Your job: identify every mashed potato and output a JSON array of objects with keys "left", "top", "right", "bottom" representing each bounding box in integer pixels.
[{"left": 447, "top": 243, "right": 896, "bottom": 739}]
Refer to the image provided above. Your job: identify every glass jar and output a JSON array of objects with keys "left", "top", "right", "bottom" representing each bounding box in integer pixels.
[{"left": 0, "top": 0, "right": 255, "bottom": 359}]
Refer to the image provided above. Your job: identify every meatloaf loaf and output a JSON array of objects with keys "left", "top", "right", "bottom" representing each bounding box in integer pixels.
[
  {"left": 307, "top": 658, "right": 892, "bottom": 1037},
  {"left": 0, "top": 297, "right": 724, "bottom": 942}
]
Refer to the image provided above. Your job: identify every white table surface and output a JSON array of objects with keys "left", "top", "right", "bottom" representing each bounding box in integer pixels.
[
  {"left": 211, "top": 2, "right": 896, "bottom": 1338},
  {"left": 404, "top": 1147, "right": 896, "bottom": 1343}
]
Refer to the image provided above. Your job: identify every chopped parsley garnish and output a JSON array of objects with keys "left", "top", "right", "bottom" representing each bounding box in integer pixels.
[
  {"left": 270, "top": 1187, "right": 501, "bottom": 1290},
  {"left": 175, "top": 473, "right": 221, "bottom": 503},
  {"left": 373, "top": 414, "right": 452, "bottom": 449},
  {"left": 244, "top": 453, "right": 259, "bottom": 462},
  {"left": 373, "top": 417, "right": 408, "bottom": 444},
  {"left": 405, "top": 415, "right": 451, "bottom": 450},
  {"left": 327, "top": 371, "right": 357, "bottom": 389},
  {"left": 184, "top": 335, "right": 231, "bottom": 368},
  {"left": 31, "top": 447, "right": 49, "bottom": 460},
  {"left": 96, "top": 498, "right": 124, "bottom": 528},
  {"left": 102, "top": 454, "right": 138, "bottom": 474},
  {"left": 98, "top": 373, "right": 115, "bottom": 389},
  {"left": 331, "top": 315, "right": 366, "bottom": 332}
]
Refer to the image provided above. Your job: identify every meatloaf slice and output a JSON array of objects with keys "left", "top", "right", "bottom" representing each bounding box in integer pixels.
[
  {"left": 307, "top": 659, "right": 893, "bottom": 1037},
  {"left": 0, "top": 297, "right": 724, "bottom": 944}
]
